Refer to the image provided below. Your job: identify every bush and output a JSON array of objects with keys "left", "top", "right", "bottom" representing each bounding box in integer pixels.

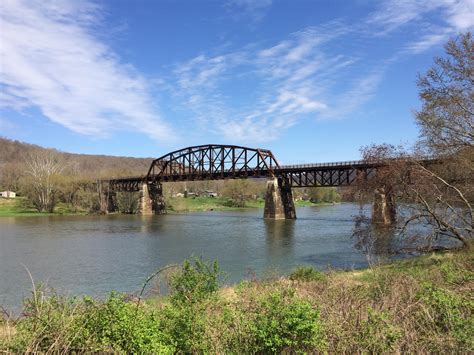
[
  {"left": 159, "top": 257, "right": 224, "bottom": 353},
  {"left": 233, "top": 287, "right": 327, "bottom": 353},
  {"left": 5, "top": 287, "right": 83, "bottom": 352},
  {"left": 168, "top": 257, "right": 223, "bottom": 305},
  {"left": 289, "top": 266, "right": 326, "bottom": 282},
  {"left": 419, "top": 283, "right": 474, "bottom": 349},
  {"left": 4, "top": 289, "right": 173, "bottom": 353},
  {"left": 80, "top": 293, "right": 173, "bottom": 353},
  {"left": 357, "top": 307, "right": 402, "bottom": 353}
]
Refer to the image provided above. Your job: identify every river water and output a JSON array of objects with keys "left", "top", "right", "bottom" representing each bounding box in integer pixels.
[{"left": 1, "top": 203, "right": 405, "bottom": 311}]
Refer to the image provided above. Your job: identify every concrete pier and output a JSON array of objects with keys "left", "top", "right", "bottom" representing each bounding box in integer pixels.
[
  {"left": 372, "top": 188, "right": 396, "bottom": 225},
  {"left": 138, "top": 182, "right": 166, "bottom": 215},
  {"left": 107, "top": 191, "right": 118, "bottom": 213},
  {"left": 263, "top": 177, "right": 296, "bottom": 219}
]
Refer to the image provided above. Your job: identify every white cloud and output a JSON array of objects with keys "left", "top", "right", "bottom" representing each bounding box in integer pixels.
[
  {"left": 406, "top": 30, "right": 452, "bottom": 53},
  {"left": 368, "top": 0, "right": 474, "bottom": 52},
  {"left": 0, "top": 0, "right": 172, "bottom": 141},
  {"left": 225, "top": 0, "right": 273, "bottom": 23},
  {"left": 171, "top": 22, "right": 371, "bottom": 142}
]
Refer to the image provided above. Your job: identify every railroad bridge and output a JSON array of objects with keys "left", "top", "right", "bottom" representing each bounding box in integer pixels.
[{"left": 104, "top": 144, "right": 393, "bottom": 224}]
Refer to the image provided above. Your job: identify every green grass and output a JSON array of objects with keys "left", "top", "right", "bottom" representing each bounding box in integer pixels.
[
  {"left": 0, "top": 198, "right": 86, "bottom": 217},
  {"left": 0, "top": 196, "right": 337, "bottom": 217},
  {"left": 166, "top": 196, "right": 335, "bottom": 212}
]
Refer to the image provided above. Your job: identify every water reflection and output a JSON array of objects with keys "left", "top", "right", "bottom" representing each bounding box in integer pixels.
[{"left": 264, "top": 219, "right": 295, "bottom": 258}]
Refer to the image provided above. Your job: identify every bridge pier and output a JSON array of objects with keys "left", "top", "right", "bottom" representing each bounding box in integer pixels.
[
  {"left": 107, "top": 191, "right": 118, "bottom": 213},
  {"left": 264, "top": 177, "right": 296, "bottom": 219},
  {"left": 138, "top": 182, "right": 166, "bottom": 215},
  {"left": 372, "top": 188, "right": 396, "bottom": 225}
]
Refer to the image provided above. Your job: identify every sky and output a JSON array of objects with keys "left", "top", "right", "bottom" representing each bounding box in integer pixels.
[{"left": 1, "top": 0, "right": 473, "bottom": 164}]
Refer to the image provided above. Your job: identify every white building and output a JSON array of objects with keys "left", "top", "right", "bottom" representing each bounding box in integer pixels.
[{"left": 0, "top": 191, "right": 16, "bottom": 198}]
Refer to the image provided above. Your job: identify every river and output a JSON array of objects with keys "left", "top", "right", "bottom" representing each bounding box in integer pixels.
[{"left": 1, "top": 203, "right": 405, "bottom": 311}]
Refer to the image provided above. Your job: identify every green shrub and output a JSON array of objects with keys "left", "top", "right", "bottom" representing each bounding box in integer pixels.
[
  {"left": 358, "top": 307, "right": 402, "bottom": 353},
  {"left": 419, "top": 283, "right": 474, "bottom": 349},
  {"left": 5, "top": 288, "right": 83, "bottom": 352},
  {"left": 159, "top": 257, "right": 224, "bottom": 353},
  {"left": 80, "top": 293, "right": 173, "bottom": 353},
  {"left": 4, "top": 289, "right": 173, "bottom": 353},
  {"left": 440, "top": 261, "right": 474, "bottom": 285},
  {"left": 289, "top": 266, "right": 326, "bottom": 282},
  {"left": 169, "top": 257, "right": 223, "bottom": 305},
  {"left": 237, "top": 287, "right": 327, "bottom": 353}
]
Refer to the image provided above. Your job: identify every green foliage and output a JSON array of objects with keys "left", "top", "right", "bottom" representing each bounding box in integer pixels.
[
  {"left": 4, "top": 289, "right": 173, "bottom": 353},
  {"left": 289, "top": 266, "right": 326, "bottom": 282},
  {"left": 79, "top": 293, "right": 173, "bottom": 353},
  {"left": 440, "top": 260, "right": 474, "bottom": 285},
  {"left": 358, "top": 307, "right": 402, "bottom": 353},
  {"left": 169, "top": 257, "right": 222, "bottom": 305},
  {"left": 419, "top": 283, "right": 474, "bottom": 349},
  {"left": 225, "top": 286, "right": 327, "bottom": 353},
  {"left": 6, "top": 289, "right": 82, "bottom": 352},
  {"left": 307, "top": 187, "right": 341, "bottom": 203},
  {"left": 159, "top": 257, "right": 224, "bottom": 352},
  {"left": 245, "top": 288, "right": 327, "bottom": 353},
  {"left": 2, "top": 253, "right": 472, "bottom": 353}
]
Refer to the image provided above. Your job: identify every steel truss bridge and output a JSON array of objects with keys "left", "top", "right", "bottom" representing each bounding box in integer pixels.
[{"left": 107, "top": 144, "right": 381, "bottom": 192}]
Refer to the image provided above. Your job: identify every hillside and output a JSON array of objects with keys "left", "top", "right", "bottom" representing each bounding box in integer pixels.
[{"left": 0, "top": 137, "right": 153, "bottom": 190}]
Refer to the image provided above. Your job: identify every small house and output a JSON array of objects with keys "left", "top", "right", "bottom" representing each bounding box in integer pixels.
[
  {"left": 203, "top": 190, "right": 218, "bottom": 198},
  {"left": 0, "top": 191, "right": 16, "bottom": 198}
]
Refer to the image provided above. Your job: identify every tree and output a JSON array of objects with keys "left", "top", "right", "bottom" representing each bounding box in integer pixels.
[
  {"left": 357, "top": 144, "right": 472, "bottom": 249},
  {"left": 307, "top": 187, "right": 341, "bottom": 203},
  {"left": 415, "top": 32, "right": 473, "bottom": 154},
  {"left": 354, "top": 32, "right": 473, "bottom": 250},
  {"left": 23, "top": 154, "right": 63, "bottom": 213}
]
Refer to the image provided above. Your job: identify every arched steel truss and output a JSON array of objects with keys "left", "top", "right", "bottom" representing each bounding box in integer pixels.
[
  {"left": 146, "top": 144, "right": 280, "bottom": 182},
  {"left": 105, "top": 145, "right": 402, "bottom": 192}
]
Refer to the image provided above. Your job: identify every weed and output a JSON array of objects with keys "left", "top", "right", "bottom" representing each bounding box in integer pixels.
[{"left": 289, "top": 266, "right": 326, "bottom": 282}]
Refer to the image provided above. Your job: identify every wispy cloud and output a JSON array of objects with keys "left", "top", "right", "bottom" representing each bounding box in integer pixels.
[
  {"left": 0, "top": 0, "right": 172, "bottom": 141},
  {"left": 171, "top": 21, "right": 379, "bottom": 142},
  {"left": 368, "top": 0, "right": 474, "bottom": 52},
  {"left": 224, "top": 0, "right": 273, "bottom": 23}
]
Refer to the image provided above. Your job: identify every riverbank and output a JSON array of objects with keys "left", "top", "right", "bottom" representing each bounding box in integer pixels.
[
  {"left": 1, "top": 250, "right": 472, "bottom": 353},
  {"left": 0, "top": 196, "right": 333, "bottom": 216},
  {"left": 0, "top": 198, "right": 86, "bottom": 217},
  {"left": 166, "top": 196, "right": 331, "bottom": 212}
]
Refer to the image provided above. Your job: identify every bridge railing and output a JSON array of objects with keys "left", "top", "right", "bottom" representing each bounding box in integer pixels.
[
  {"left": 278, "top": 156, "right": 437, "bottom": 170},
  {"left": 278, "top": 160, "right": 368, "bottom": 169}
]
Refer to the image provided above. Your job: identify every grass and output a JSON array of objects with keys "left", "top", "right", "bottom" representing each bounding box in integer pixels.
[
  {"left": 0, "top": 198, "right": 87, "bottom": 217},
  {"left": 1, "top": 251, "right": 472, "bottom": 353},
  {"left": 166, "top": 196, "right": 334, "bottom": 212},
  {"left": 0, "top": 196, "right": 333, "bottom": 217}
]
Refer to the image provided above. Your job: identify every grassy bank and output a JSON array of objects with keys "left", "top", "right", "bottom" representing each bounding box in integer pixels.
[
  {"left": 1, "top": 251, "right": 472, "bottom": 353},
  {"left": 166, "top": 196, "right": 329, "bottom": 212},
  {"left": 0, "top": 196, "right": 330, "bottom": 217},
  {"left": 0, "top": 198, "right": 86, "bottom": 217}
]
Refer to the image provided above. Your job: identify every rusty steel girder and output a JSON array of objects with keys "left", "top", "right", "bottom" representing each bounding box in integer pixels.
[
  {"left": 105, "top": 145, "right": 438, "bottom": 191},
  {"left": 146, "top": 144, "right": 280, "bottom": 182}
]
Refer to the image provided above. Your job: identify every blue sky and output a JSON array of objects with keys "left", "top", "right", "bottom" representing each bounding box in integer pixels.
[{"left": 1, "top": 0, "right": 473, "bottom": 164}]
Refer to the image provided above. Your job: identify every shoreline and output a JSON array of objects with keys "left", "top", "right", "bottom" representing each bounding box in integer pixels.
[
  {"left": 1, "top": 250, "right": 471, "bottom": 352},
  {"left": 0, "top": 197, "right": 340, "bottom": 217}
]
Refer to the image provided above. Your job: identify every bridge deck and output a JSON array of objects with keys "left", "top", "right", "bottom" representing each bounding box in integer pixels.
[{"left": 106, "top": 160, "right": 384, "bottom": 191}]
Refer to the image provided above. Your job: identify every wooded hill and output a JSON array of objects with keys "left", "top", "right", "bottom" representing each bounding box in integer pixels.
[{"left": 0, "top": 137, "right": 152, "bottom": 191}]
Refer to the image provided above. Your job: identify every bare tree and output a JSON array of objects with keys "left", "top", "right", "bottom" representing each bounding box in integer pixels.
[
  {"left": 23, "top": 154, "right": 63, "bottom": 213},
  {"left": 415, "top": 32, "right": 473, "bottom": 154},
  {"left": 356, "top": 144, "right": 472, "bottom": 249},
  {"left": 353, "top": 33, "right": 473, "bottom": 250}
]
